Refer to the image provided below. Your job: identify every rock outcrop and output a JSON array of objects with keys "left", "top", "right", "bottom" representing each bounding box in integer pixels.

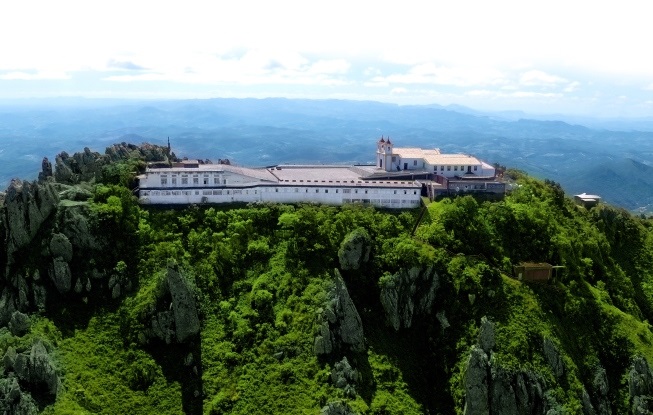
[
  {"left": 379, "top": 265, "right": 439, "bottom": 330},
  {"left": 145, "top": 265, "right": 200, "bottom": 344},
  {"left": 338, "top": 228, "right": 372, "bottom": 271},
  {"left": 2, "top": 340, "right": 61, "bottom": 411},
  {"left": 462, "top": 317, "right": 565, "bottom": 415},
  {"left": 2, "top": 179, "right": 59, "bottom": 264},
  {"left": 330, "top": 357, "right": 360, "bottom": 398},
  {"left": 320, "top": 401, "right": 358, "bottom": 415},
  {"left": 314, "top": 269, "right": 365, "bottom": 355},
  {"left": 629, "top": 356, "right": 653, "bottom": 415},
  {"left": 38, "top": 157, "right": 53, "bottom": 183}
]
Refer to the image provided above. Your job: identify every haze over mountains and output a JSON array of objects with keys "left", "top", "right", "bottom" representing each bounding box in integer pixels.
[{"left": 1, "top": 97, "right": 653, "bottom": 212}]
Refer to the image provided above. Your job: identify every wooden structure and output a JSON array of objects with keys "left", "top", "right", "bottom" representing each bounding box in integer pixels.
[{"left": 513, "top": 262, "right": 553, "bottom": 282}]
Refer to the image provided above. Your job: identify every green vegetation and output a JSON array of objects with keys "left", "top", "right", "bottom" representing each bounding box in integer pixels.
[{"left": 4, "top": 159, "right": 653, "bottom": 414}]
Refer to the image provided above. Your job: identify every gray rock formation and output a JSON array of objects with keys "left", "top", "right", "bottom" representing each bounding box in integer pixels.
[
  {"left": 49, "top": 233, "right": 73, "bottom": 262},
  {"left": 478, "top": 317, "right": 495, "bottom": 354},
  {"left": 8, "top": 311, "right": 30, "bottom": 337},
  {"left": 145, "top": 265, "right": 200, "bottom": 344},
  {"left": 3, "top": 340, "right": 61, "bottom": 407},
  {"left": 464, "top": 346, "right": 489, "bottom": 415},
  {"left": 38, "top": 157, "right": 53, "bottom": 183},
  {"left": 320, "top": 401, "right": 358, "bottom": 415},
  {"left": 167, "top": 266, "right": 201, "bottom": 343},
  {"left": 54, "top": 148, "right": 105, "bottom": 184},
  {"left": 3, "top": 179, "right": 59, "bottom": 263},
  {"left": 331, "top": 357, "right": 360, "bottom": 398},
  {"left": 314, "top": 269, "right": 365, "bottom": 355},
  {"left": 542, "top": 337, "right": 564, "bottom": 379},
  {"left": 463, "top": 316, "right": 554, "bottom": 415},
  {"left": 48, "top": 258, "right": 72, "bottom": 294},
  {"left": 338, "top": 228, "right": 371, "bottom": 271},
  {"left": 0, "top": 374, "right": 39, "bottom": 415},
  {"left": 629, "top": 356, "right": 653, "bottom": 415},
  {"left": 379, "top": 265, "right": 439, "bottom": 330}
]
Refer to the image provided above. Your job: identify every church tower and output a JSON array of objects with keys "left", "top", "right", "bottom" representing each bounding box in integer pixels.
[{"left": 376, "top": 136, "right": 394, "bottom": 171}]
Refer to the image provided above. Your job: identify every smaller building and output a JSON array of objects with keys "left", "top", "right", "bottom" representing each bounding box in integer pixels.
[
  {"left": 574, "top": 193, "right": 601, "bottom": 208},
  {"left": 513, "top": 262, "right": 553, "bottom": 282}
]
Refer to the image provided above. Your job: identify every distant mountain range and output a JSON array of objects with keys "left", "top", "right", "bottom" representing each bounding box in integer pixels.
[{"left": 2, "top": 97, "right": 653, "bottom": 212}]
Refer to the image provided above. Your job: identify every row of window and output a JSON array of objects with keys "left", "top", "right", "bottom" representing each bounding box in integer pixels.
[
  {"left": 160, "top": 177, "right": 227, "bottom": 186},
  {"left": 433, "top": 165, "right": 479, "bottom": 172},
  {"left": 142, "top": 187, "right": 420, "bottom": 197}
]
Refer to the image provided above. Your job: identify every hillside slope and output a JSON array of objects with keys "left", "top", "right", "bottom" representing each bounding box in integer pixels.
[{"left": 1, "top": 145, "right": 653, "bottom": 414}]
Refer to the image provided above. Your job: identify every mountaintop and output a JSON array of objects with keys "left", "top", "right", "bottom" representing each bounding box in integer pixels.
[{"left": 1, "top": 141, "right": 653, "bottom": 413}]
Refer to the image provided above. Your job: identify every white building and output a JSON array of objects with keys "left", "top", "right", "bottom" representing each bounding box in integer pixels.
[
  {"left": 137, "top": 137, "right": 499, "bottom": 208},
  {"left": 376, "top": 137, "right": 495, "bottom": 178}
]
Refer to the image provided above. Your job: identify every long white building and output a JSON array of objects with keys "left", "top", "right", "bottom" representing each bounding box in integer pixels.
[{"left": 137, "top": 138, "right": 499, "bottom": 208}]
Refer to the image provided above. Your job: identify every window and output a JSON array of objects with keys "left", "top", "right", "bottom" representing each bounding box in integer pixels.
[
  {"left": 171, "top": 178, "right": 177, "bottom": 185},
  {"left": 447, "top": 166, "right": 451, "bottom": 171},
  {"left": 461, "top": 166, "right": 464, "bottom": 170},
  {"left": 182, "top": 178, "right": 188, "bottom": 185},
  {"left": 325, "top": 189, "right": 328, "bottom": 193},
  {"left": 342, "top": 189, "right": 351, "bottom": 194},
  {"left": 193, "top": 178, "right": 199, "bottom": 185},
  {"left": 441, "top": 166, "right": 444, "bottom": 171},
  {"left": 214, "top": 177, "right": 219, "bottom": 184},
  {"left": 434, "top": 166, "right": 437, "bottom": 172},
  {"left": 454, "top": 166, "right": 458, "bottom": 171},
  {"left": 161, "top": 177, "right": 167, "bottom": 185},
  {"left": 413, "top": 160, "right": 417, "bottom": 166},
  {"left": 203, "top": 178, "right": 208, "bottom": 185},
  {"left": 392, "top": 156, "right": 396, "bottom": 162},
  {"left": 474, "top": 166, "right": 478, "bottom": 171}
]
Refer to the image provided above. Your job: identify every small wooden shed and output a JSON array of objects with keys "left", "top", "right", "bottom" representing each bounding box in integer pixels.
[{"left": 513, "top": 262, "right": 553, "bottom": 282}]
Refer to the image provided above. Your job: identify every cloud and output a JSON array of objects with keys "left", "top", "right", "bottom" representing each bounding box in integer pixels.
[
  {"left": 0, "top": 71, "right": 70, "bottom": 80},
  {"left": 107, "top": 59, "right": 148, "bottom": 71},
  {"left": 367, "top": 63, "right": 507, "bottom": 87},
  {"left": 519, "top": 70, "right": 568, "bottom": 87},
  {"left": 103, "top": 54, "right": 351, "bottom": 87},
  {"left": 390, "top": 87, "right": 408, "bottom": 95}
]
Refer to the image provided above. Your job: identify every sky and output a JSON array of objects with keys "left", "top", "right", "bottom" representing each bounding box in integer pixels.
[{"left": 1, "top": 0, "right": 653, "bottom": 117}]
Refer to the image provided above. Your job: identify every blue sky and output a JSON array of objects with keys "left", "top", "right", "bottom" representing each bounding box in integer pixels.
[{"left": 2, "top": 0, "right": 652, "bottom": 117}]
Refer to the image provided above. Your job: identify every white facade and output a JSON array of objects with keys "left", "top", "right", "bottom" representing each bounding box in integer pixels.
[
  {"left": 137, "top": 138, "right": 496, "bottom": 208},
  {"left": 138, "top": 163, "right": 422, "bottom": 209},
  {"left": 376, "top": 137, "right": 495, "bottom": 178}
]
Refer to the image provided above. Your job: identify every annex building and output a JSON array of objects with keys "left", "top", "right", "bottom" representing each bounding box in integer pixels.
[{"left": 137, "top": 137, "right": 502, "bottom": 208}]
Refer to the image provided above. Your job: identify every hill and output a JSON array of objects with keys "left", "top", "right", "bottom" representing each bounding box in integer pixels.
[
  {"left": 2, "top": 143, "right": 653, "bottom": 414},
  {"left": 3, "top": 98, "right": 653, "bottom": 213}
]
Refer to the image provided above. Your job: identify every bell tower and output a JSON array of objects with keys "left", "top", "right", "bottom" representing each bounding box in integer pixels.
[{"left": 376, "top": 136, "right": 394, "bottom": 171}]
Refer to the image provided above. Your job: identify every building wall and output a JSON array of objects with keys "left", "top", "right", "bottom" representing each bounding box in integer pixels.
[{"left": 139, "top": 184, "right": 421, "bottom": 208}]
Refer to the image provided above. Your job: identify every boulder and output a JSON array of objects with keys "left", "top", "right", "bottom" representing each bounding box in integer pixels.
[
  {"left": 48, "top": 258, "right": 72, "bottom": 294},
  {"left": 478, "top": 317, "right": 495, "bottom": 354},
  {"left": 338, "top": 228, "right": 371, "bottom": 270},
  {"left": 379, "top": 265, "right": 439, "bottom": 330},
  {"left": 28, "top": 340, "right": 61, "bottom": 396},
  {"left": 167, "top": 266, "right": 200, "bottom": 343},
  {"left": 320, "top": 401, "right": 358, "bottom": 415},
  {"left": 8, "top": 311, "right": 30, "bottom": 337},
  {"left": 314, "top": 270, "right": 365, "bottom": 355},
  {"left": 49, "top": 233, "right": 73, "bottom": 262}
]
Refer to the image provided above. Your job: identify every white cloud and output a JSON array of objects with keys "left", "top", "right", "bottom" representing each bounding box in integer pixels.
[
  {"left": 390, "top": 87, "right": 408, "bottom": 95},
  {"left": 0, "top": 71, "right": 70, "bottom": 80},
  {"left": 368, "top": 63, "right": 507, "bottom": 87},
  {"left": 519, "top": 70, "right": 568, "bottom": 87}
]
